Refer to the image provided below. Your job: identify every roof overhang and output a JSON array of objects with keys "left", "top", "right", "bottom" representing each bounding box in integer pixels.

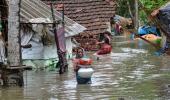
[{"left": 9, "top": 0, "right": 86, "bottom": 37}]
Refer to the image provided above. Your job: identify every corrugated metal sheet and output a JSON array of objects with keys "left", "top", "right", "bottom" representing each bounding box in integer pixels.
[{"left": 20, "top": 0, "right": 86, "bottom": 37}]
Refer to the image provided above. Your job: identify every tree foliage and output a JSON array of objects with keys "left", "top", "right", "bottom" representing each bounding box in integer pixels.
[
  {"left": 139, "top": 0, "right": 169, "bottom": 13},
  {"left": 116, "top": 0, "right": 169, "bottom": 25},
  {"left": 116, "top": 0, "right": 135, "bottom": 18},
  {"left": 139, "top": 0, "right": 169, "bottom": 24}
]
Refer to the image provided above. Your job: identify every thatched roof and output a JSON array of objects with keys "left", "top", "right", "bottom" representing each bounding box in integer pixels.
[{"left": 43, "top": 0, "right": 116, "bottom": 36}]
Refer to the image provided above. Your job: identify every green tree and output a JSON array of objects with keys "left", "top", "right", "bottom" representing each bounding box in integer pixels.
[
  {"left": 139, "top": 0, "right": 169, "bottom": 24},
  {"left": 116, "top": 0, "right": 135, "bottom": 18},
  {"left": 117, "top": 0, "right": 169, "bottom": 25}
]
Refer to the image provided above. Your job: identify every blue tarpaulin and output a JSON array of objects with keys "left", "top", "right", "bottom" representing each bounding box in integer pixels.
[{"left": 138, "top": 25, "right": 161, "bottom": 36}]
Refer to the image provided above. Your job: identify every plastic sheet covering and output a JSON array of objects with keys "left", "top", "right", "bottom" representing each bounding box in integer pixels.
[
  {"left": 22, "top": 17, "right": 75, "bottom": 60},
  {"left": 138, "top": 25, "right": 161, "bottom": 36},
  {"left": 21, "top": 33, "right": 74, "bottom": 60},
  {"left": 22, "top": 31, "right": 58, "bottom": 60},
  {"left": 21, "top": 30, "right": 73, "bottom": 60},
  {"left": 22, "top": 36, "right": 44, "bottom": 59},
  {"left": 21, "top": 30, "right": 33, "bottom": 46}
]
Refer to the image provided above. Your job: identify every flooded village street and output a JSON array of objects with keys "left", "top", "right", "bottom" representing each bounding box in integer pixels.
[
  {"left": 1, "top": 35, "right": 170, "bottom": 100},
  {"left": 1, "top": 0, "right": 170, "bottom": 100}
]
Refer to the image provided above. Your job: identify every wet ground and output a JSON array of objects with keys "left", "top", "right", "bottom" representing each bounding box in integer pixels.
[{"left": 1, "top": 35, "right": 170, "bottom": 100}]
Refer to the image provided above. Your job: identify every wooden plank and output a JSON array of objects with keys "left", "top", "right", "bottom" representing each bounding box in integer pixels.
[{"left": 6, "top": 66, "right": 32, "bottom": 70}]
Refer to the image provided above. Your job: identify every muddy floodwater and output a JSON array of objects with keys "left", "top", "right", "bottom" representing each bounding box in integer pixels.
[{"left": 1, "top": 35, "right": 170, "bottom": 100}]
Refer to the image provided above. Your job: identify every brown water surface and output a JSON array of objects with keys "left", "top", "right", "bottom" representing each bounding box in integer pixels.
[{"left": 1, "top": 35, "right": 170, "bottom": 100}]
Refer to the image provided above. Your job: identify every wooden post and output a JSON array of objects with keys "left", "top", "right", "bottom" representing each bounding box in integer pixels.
[
  {"left": 6, "top": 0, "right": 24, "bottom": 86},
  {"left": 50, "top": 3, "right": 67, "bottom": 74},
  {"left": 8, "top": 0, "right": 21, "bottom": 67},
  {"left": 134, "top": 0, "right": 139, "bottom": 30},
  {"left": 61, "top": 2, "right": 68, "bottom": 73}
]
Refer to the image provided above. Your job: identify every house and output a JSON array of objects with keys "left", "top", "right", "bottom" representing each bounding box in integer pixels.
[
  {"left": 0, "top": 0, "right": 86, "bottom": 86},
  {"left": 2, "top": 0, "right": 86, "bottom": 68},
  {"left": 43, "top": 0, "right": 116, "bottom": 51}
]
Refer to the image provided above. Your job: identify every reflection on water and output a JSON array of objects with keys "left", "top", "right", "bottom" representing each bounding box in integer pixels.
[{"left": 1, "top": 35, "right": 170, "bottom": 100}]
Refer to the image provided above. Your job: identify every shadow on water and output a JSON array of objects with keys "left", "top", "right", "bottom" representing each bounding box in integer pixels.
[{"left": 1, "top": 35, "right": 170, "bottom": 100}]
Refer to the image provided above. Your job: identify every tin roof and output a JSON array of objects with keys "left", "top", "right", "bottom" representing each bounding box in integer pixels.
[{"left": 20, "top": 0, "right": 86, "bottom": 37}]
